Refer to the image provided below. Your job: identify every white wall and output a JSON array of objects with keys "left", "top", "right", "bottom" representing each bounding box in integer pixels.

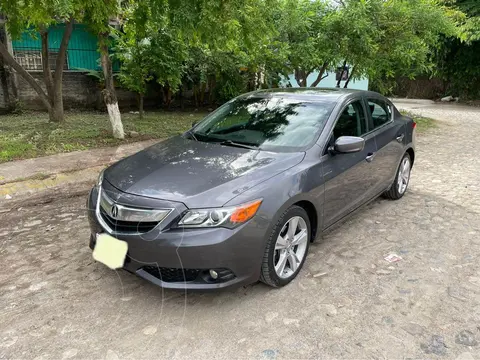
[{"left": 282, "top": 71, "right": 369, "bottom": 90}]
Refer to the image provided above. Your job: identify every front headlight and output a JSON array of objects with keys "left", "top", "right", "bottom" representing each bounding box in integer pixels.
[{"left": 177, "top": 199, "right": 262, "bottom": 229}]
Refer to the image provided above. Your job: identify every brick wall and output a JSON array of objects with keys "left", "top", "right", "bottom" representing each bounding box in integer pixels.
[{"left": 16, "top": 72, "right": 160, "bottom": 111}]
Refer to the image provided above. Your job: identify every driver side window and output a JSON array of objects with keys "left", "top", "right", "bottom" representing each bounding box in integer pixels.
[{"left": 333, "top": 100, "right": 367, "bottom": 139}]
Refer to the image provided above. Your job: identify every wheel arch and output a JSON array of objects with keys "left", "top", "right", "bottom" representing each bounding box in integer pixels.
[{"left": 406, "top": 147, "right": 415, "bottom": 166}]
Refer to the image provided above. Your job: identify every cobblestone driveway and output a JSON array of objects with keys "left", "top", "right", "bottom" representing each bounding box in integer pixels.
[{"left": 1, "top": 102, "right": 480, "bottom": 359}]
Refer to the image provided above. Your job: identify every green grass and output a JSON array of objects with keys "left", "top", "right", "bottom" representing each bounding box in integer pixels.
[
  {"left": 0, "top": 110, "right": 207, "bottom": 163},
  {"left": 401, "top": 111, "right": 437, "bottom": 133}
]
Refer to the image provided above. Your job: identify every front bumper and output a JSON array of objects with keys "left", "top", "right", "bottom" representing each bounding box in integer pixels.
[{"left": 87, "top": 182, "right": 269, "bottom": 290}]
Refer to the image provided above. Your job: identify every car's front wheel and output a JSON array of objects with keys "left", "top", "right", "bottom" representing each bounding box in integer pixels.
[{"left": 260, "top": 206, "right": 311, "bottom": 287}]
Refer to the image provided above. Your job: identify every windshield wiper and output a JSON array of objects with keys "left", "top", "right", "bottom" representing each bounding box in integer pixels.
[
  {"left": 220, "top": 140, "right": 259, "bottom": 150},
  {"left": 185, "top": 129, "right": 198, "bottom": 141}
]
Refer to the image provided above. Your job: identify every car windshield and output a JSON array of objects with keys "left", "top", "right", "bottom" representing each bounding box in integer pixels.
[{"left": 191, "top": 96, "right": 335, "bottom": 152}]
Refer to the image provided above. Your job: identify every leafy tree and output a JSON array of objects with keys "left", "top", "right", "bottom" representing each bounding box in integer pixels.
[
  {"left": 0, "top": 0, "right": 77, "bottom": 122},
  {"left": 274, "top": 0, "right": 338, "bottom": 87},
  {"left": 343, "top": 0, "right": 456, "bottom": 93}
]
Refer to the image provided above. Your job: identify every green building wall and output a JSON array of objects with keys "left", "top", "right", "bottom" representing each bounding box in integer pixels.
[{"left": 12, "top": 24, "right": 106, "bottom": 71}]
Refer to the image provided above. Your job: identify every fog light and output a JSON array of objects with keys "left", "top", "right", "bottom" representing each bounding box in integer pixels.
[{"left": 209, "top": 269, "right": 218, "bottom": 279}]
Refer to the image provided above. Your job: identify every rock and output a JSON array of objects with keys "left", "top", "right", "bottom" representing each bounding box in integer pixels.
[
  {"left": 421, "top": 335, "right": 447, "bottom": 356},
  {"left": 128, "top": 131, "right": 139, "bottom": 138},
  {"left": 441, "top": 95, "right": 454, "bottom": 102},
  {"left": 265, "top": 312, "right": 278, "bottom": 323},
  {"left": 448, "top": 287, "right": 467, "bottom": 302},
  {"left": 105, "top": 350, "right": 120, "bottom": 360},
  {"left": 261, "top": 349, "right": 278, "bottom": 359},
  {"left": 24, "top": 219, "right": 42, "bottom": 227},
  {"left": 376, "top": 269, "right": 391, "bottom": 275},
  {"left": 402, "top": 323, "right": 426, "bottom": 336},
  {"left": 5, "top": 194, "right": 12, "bottom": 200},
  {"left": 455, "top": 330, "right": 478, "bottom": 347},
  {"left": 282, "top": 318, "right": 299, "bottom": 326},
  {"left": 324, "top": 304, "right": 337, "bottom": 316},
  {"left": 142, "top": 325, "right": 157, "bottom": 335},
  {"left": 456, "top": 352, "right": 475, "bottom": 360},
  {"left": 62, "top": 349, "right": 78, "bottom": 359}
]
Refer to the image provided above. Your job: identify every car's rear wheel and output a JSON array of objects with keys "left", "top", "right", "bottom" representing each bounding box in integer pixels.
[
  {"left": 383, "top": 153, "right": 412, "bottom": 200},
  {"left": 260, "top": 206, "right": 310, "bottom": 287}
]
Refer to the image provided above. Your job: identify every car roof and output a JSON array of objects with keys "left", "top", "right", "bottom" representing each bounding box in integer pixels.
[{"left": 243, "top": 87, "right": 384, "bottom": 102}]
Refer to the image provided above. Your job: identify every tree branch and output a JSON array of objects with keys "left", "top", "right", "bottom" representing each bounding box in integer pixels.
[
  {"left": 310, "top": 62, "right": 329, "bottom": 87},
  {"left": 53, "top": 17, "right": 74, "bottom": 86},
  {"left": 40, "top": 29, "right": 54, "bottom": 100},
  {"left": 0, "top": 40, "right": 52, "bottom": 111},
  {"left": 343, "top": 66, "right": 356, "bottom": 88},
  {"left": 336, "top": 59, "right": 347, "bottom": 88}
]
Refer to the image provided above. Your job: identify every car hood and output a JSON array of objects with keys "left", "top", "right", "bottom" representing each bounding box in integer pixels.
[{"left": 104, "top": 136, "right": 305, "bottom": 208}]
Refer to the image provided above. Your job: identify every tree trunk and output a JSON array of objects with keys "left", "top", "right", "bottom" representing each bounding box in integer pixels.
[
  {"left": 0, "top": 40, "right": 52, "bottom": 112},
  {"left": 193, "top": 84, "right": 199, "bottom": 107},
  {"left": 208, "top": 76, "right": 216, "bottom": 105},
  {"left": 343, "top": 66, "right": 356, "bottom": 89},
  {"left": 163, "top": 86, "right": 172, "bottom": 109},
  {"left": 294, "top": 69, "right": 311, "bottom": 87},
  {"left": 139, "top": 93, "right": 144, "bottom": 119},
  {"left": 0, "top": 26, "right": 11, "bottom": 108},
  {"left": 40, "top": 29, "right": 54, "bottom": 100},
  {"left": 200, "top": 82, "right": 206, "bottom": 105},
  {"left": 310, "top": 62, "right": 329, "bottom": 87},
  {"left": 336, "top": 60, "right": 347, "bottom": 88},
  {"left": 99, "top": 32, "right": 124, "bottom": 139},
  {"left": 48, "top": 18, "right": 74, "bottom": 123}
]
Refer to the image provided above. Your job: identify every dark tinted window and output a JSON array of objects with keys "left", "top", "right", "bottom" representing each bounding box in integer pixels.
[
  {"left": 193, "top": 97, "right": 335, "bottom": 152},
  {"left": 367, "top": 99, "right": 391, "bottom": 129},
  {"left": 333, "top": 100, "right": 367, "bottom": 138}
]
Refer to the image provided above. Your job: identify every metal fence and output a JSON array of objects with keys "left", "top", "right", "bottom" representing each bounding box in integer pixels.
[{"left": 12, "top": 46, "right": 101, "bottom": 71}]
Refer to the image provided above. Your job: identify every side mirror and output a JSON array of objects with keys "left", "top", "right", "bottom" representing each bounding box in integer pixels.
[
  {"left": 192, "top": 121, "right": 198, "bottom": 128},
  {"left": 333, "top": 136, "right": 365, "bottom": 153}
]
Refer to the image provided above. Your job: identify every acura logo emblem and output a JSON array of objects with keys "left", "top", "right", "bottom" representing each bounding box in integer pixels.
[{"left": 111, "top": 205, "right": 119, "bottom": 218}]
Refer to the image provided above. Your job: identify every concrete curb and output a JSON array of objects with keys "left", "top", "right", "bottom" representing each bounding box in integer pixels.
[
  {"left": 0, "top": 139, "right": 158, "bottom": 185},
  {"left": 0, "top": 166, "right": 101, "bottom": 211},
  {"left": 0, "top": 139, "right": 160, "bottom": 211}
]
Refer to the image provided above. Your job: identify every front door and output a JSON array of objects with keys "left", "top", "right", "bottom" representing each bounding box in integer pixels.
[{"left": 322, "top": 100, "right": 378, "bottom": 228}]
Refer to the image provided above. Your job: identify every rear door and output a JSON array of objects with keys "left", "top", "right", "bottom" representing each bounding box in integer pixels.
[
  {"left": 322, "top": 99, "right": 378, "bottom": 228},
  {"left": 365, "top": 97, "right": 406, "bottom": 192}
]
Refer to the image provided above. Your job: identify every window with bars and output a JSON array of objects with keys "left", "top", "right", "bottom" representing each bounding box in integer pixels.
[{"left": 13, "top": 50, "right": 68, "bottom": 71}]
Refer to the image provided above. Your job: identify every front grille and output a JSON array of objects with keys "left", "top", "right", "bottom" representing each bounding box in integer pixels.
[
  {"left": 99, "top": 207, "right": 158, "bottom": 234},
  {"left": 143, "top": 266, "right": 200, "bottom": 283}
]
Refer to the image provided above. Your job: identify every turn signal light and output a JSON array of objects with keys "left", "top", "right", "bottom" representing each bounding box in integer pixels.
[{"left": 230, "top": 199, "right": 262, "bottom": 223}]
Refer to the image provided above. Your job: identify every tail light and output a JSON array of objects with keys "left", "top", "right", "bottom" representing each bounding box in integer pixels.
[{"left": 412, "top": 121, "right": 417, "bottom": 129}]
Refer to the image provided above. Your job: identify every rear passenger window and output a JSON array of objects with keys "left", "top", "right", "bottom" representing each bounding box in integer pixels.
[
  {"left": 367, "top": 99, "right": 391, "bottom": 129},
  {"left": 334, "top": 100, "right": 367, "bottom": 138}
]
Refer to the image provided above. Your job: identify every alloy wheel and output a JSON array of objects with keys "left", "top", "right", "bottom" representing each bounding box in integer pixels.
[
  {"left": 397, "top": 157, "right": 411, "bottom": 194},
  {"left": 273, "top": 216, "right": 309, "bottom": 279}
]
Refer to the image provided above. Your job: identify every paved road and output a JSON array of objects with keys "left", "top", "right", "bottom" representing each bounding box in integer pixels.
[{"left": 1, "top": 102, "right": 480, "bottom": 359}]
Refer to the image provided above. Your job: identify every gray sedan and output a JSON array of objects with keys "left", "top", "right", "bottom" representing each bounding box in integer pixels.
[{"left": 86, "top": 88, "right": 416, "bottom": 290}]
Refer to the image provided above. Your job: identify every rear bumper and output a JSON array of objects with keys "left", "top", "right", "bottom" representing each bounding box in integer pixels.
[{"left": 87, "top": 185, "right": 269, "bottom": 290}]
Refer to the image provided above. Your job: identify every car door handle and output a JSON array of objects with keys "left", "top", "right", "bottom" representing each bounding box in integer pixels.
[
  {"left": 396, "top": 134, "right": 405, "bottom": 142},
  {"left": 366, "top": 153, "right": 376, "bottom": 163}
]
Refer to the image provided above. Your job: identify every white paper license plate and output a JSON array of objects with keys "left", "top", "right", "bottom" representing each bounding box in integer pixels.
[{"left": 93, "top": 233, "right": 128, "bottom": 270}]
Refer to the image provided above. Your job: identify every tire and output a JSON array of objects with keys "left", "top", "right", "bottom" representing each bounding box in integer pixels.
[
  {"left": 383, "top": 153, "right": 412, "bottom": 200},
  {"left": 260, "top": 206, "right": 311, "bottom": 288}
]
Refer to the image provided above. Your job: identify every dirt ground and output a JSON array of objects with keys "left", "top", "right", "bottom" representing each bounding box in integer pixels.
[{"left": 1, "top": 102, "right": 480, "bottom": 359}]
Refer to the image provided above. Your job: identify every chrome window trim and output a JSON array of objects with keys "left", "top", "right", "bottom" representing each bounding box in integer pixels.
[{"left": 95, "top": 187, "right": 173, "bottom": 235}]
